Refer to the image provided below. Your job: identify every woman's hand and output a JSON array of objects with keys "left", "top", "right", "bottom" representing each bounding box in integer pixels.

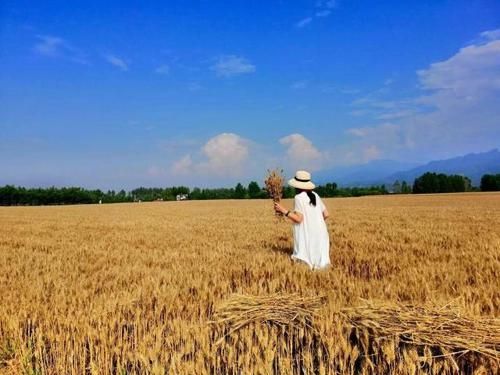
[{"left": 274, "top": 201, "right": 288, "bottom": 215}]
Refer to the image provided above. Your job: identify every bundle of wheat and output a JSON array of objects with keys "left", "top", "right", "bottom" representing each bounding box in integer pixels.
[
  {"left": 340, "top": 301, "right": 500, "bottom": 362},
  {"left": 264, "top": 169, "right": 284, "bottom": 217},
  {"left": 211, "top": 293, "right": 325, "bottom": 345}
]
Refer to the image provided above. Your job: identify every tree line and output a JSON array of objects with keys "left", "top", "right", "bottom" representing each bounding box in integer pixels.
[
  {"left": 0, "top": 182, "right": 389, "bottom": 205},
  {"left": 0, "top": 172, "right": 499, "bottom": 206},
  {"left": 412, "top": 172, "right": 472, "bottom": 194}
]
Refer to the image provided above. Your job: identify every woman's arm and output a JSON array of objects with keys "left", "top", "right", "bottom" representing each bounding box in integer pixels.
[
  {"left": 274, "top": 202, "right": 303, "bottom": 224},
  {"left": 319, "top": 196, "right": 329, "bottom": 220}
]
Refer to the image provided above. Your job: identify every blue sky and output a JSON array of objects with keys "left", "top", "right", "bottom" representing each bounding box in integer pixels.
[{"left": 1, "top": 0, "right": 499, "bottom": 189}]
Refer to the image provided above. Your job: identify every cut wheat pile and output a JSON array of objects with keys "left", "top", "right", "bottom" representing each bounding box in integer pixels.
[
  {"left": 341, "top": 300, "right": 500, "bottom": 361},
  {"left": 212, "top": 293, "right": 325, "bottom": 345},
  {"left": 213, "top": 294, "right": 500, "bottom": 372},
  {"left": 213, "top": 295, "right": 500, "bottom": 359}
]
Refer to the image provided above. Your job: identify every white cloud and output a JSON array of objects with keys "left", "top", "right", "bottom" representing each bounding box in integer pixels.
[
  {"left": 353, "top": 97, "right": 398, "bottom": 109},
  {"left": 34, "top": 34, "right": 88, "bottom": 64},
  {"left": 417, "top": 39, "right": 500, "bottom": 98},
  {"left": 211, "top": 55, "right": 255, "bottom": 78},
  {"left": 171, "top": 155, "right": 193, "bottom": 175},
  {"left": 290, "top": 80, "right": 308, "bottom": 89},
  {"left": 171, "top": 133, "right": 250, "bottom": 176},
  {"left": 315, "top": 10, "right": 331, "bottom": 17},
  {"left": 363, "top": 145, "right": 381, "bottom": 161},
  {"left": 201, "top": 133, "right": 249, "bottom": 173},
  {"left": 376, "top": 109, "right": 417, "bottom": 120},
  {"left": 345, "top": 123, "right": 409, "bottom": 148},
  {"left": 344, "top": 30, "right": 500, "bottom": 162},
  {"left": 280, "top": 134, "right": 323, "bottom": 171},
  {"left": 187, "top": 82, "right": 202, "bottom": 91},
  {"left": 147, "top": 165, "right": 167, "bottom": 177},
  {"left": 324, "top": 0, "right": 337, "bottom": 9},
  {"left": 296, "top": 0, "right": 336, "bottom": 27},
  {"left": 316, "top": 1, "right": 336, "bottom": 18},
  {"left": 316, "top": 0, "right": 337, "bottom": 9},
  {"left": 295, "top": 17, "right": 313, "bottom": 28},
  {"left": 351, "top": 91, "right": 419, "bottom": 121},
  {"left": 350, "top": 109, "right": 368, "bottom": 117},
  {"left": 480, "top": 29, "right": 500, "bottom": 40},
  {"left": 340, "top": 88, "right": 361, "bottom": 95},
  {"left": 104, "top": 54, "right": 129, "bottom": 71},
  {"left": 409, "top": 35, "right": 500, "bottom": 154},
  {"left": 34, "top": 35, "right": 64, "bottom": 57},
  {"left": 328, "top": 144, "right": 382, "bottom": 165},
  {"left": 346, "top": 128, "right": 368, "bottom": 137},
  {"left": 155, "top": 64, "right": 170, "bottom": 75},
  {"left": 341, "top": 122, "right": 413, "bottom": 166}
]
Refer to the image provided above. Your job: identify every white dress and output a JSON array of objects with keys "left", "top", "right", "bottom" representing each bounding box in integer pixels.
[{"left": 292, "top": 192, "right": 330, "bottom": 270}]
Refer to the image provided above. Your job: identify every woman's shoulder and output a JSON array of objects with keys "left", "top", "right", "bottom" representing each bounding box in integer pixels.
[
  {"left": 313, "top": 191, "right": 325, "bottom": 206},
  {"left": 312, "top": 191, "right": 323, "bottom": 200},
  {"left": 294, "top": 192, "right": 306, "bottom": 203}
]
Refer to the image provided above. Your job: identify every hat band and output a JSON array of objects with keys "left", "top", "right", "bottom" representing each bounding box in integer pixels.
[{"left": 295, "top": 177, "right": 310, "bottom": 183}]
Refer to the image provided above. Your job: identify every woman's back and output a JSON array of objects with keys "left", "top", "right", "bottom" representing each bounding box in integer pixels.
[{"left": 292, "top": 191, "right": 330, "bottom": 269}]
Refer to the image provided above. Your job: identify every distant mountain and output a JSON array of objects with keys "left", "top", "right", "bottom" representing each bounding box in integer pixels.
[
  {"left": 315, "top": 149, "right": 500, "bottom": 187},
  {"left": 385, "top": 149, "right": 500, "bottom": 186},
  {"left": 315, "top": 159, "right": 420, "bottom": 186}
]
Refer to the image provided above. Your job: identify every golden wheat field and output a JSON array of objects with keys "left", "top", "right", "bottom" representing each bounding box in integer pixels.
[{"left": 0, "top": 193, "right": 499, "bottom": 374}]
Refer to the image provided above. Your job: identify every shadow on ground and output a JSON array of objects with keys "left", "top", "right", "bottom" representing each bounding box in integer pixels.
[{"left": 265, "top": 235, "right": 293, "bottom": 256}]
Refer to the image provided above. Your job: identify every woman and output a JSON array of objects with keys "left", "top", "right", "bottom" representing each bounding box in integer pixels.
[{"left": 274, "top": 170, "right": 331, "bottom": 270}]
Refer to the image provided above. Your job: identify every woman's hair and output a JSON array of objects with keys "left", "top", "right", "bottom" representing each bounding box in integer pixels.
[{"left": 296, "top": 189, "right": 317, "bottom": 206}]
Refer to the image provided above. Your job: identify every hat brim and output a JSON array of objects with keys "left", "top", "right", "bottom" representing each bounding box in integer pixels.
[{"left": 288, "top": 178, "right": 315, "bottom": 190}]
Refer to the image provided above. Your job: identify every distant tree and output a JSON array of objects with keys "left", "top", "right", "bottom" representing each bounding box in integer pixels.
[
  {"left": 190, "top": 187, "right": 202, "bottom": 199},
  {"left": 480, "top": 174, "right": 500, "bottom": 191},
  {"left": 401, "top": 181, "right": 411, "bottom": 194},
  {"left": 317, "top": 182, "right": 338, "bottom": 197},
  {"left": 283, "top": 186, "right": 294, "bottom": 199},
  {"left": 326, "top": 182, "right": 338, "bottom": 196},
  {"left": 0, "top": 185, "right": 18, "bottom": 205},
  {"left": 234, "top": 183, "right": 247, "bottom": 199},
  {"left": 413, "top": 173, "right": 435, "bottom": 193},
  {"left": 117, "top": 189, "right": 127, "bottom": 201},
  {"left": 455, "top": 176, "right": 472, "bottom": 192},
  {"left": 247, "top": 181, "right": 262, "bottom": 199},
  {"left": 392, "top": 180, "right": 402, "bottom": 194}
]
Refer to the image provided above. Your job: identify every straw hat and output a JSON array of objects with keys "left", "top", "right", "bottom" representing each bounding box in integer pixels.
[{"left": 288, "top": 170, "right": 315, "bottom": 190}]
